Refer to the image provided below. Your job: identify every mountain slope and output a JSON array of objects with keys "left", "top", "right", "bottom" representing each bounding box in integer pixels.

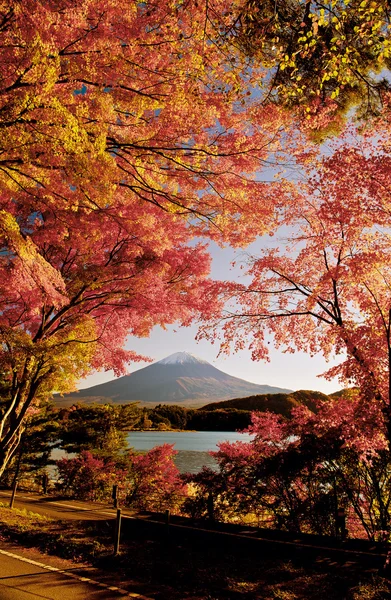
[{"left": 57, "top": 352, "right": 292, "bottom": 406}]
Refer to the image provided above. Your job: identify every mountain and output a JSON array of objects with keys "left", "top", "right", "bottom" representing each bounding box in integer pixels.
[{"left": 56, "top": 351, "right": 293, "bottom": 407}]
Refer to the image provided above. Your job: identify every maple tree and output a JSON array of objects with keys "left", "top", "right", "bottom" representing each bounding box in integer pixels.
[
  {"left": 0, "top": 0, "right": 290, "bottom": 477},
  {"left": 123, "top": 444, "right": 187, "bottom": 511},
  {"left": 56, "top": 451, "right": 118, "bottom": 501},
  {"left": 6, "top": 0, "right": 391, "bottom": 511},
  {"left": 56, "top": 444, "right": 186, "bottom": 509},
  {"left": 184, "top": 396, "right": 391, "bottom": 539},
  {"left": 201, "top": 112, "right": 391, "bottom": 444}
]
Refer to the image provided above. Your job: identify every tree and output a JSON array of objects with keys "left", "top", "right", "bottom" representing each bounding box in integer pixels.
[
  {"left": 123, "top": 444, "right": 187, "bottom": 511},
  {"left": 56, "top": 444, "right": 187, "bottom": 510},
  {"left": 201, "top": 119, "right": 391, "bottom": 444},
  {"left": 184, "top": 398, "right": 391, "bottom": 539},
  {"left": 148, "top": 404, "right": 189, "bottom": 430},
  {"left": 187, "top": 407, "right": 251, "bottom": 431},
  {"left": 0, "top": 0, "right": 289, "bottom": 477},
  {"left": 226, "top": 0, "right": 391, "bottom": 134},
  {"left": 0, "top": 401, "right": 59, "bottom": 489},
  {"left": 56, "top": 451, "right": 118, "bottom": 501},
  {"left": 182, "top": 466, "right": 225, "bottom": 521},
  {"left": 58, "top": 403, "right": 140, "bottom": 457}
]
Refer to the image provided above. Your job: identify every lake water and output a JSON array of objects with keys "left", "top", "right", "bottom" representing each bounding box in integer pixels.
[
  {"left": 126, "top": 430, "right": 253, "bottom": 473},
  {"left": 126, "top": 430, "right": 252, "bottom": 451},
  {"left": 51, "top": 431, "right": 253, "bottom": 475}
]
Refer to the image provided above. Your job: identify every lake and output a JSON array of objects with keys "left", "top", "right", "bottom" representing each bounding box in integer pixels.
[
  {"left": 126, "top": 430, "right": 253, "bottom": 473},
  {"left": 51, "top": 431, "right": 253, "bottom": 475}
]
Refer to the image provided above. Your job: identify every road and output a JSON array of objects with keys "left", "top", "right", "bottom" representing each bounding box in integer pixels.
[
  {"left": 0, "top": 543, "right": 153, "bottom": 599},
  {"left": 0, "top": 489, "right": 386, "bottom": 572},
  {"left": 0, "top": 492, "right": 156, "bottom": 599},
  {"left": 0, "top": 490, "right": 128, "bottom": 521}
]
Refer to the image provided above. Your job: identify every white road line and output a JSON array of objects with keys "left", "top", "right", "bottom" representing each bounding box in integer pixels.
[
  {"left": 0, "top": 548, "right": 153, "bottom": 599},
  {"left": 48, "top": 502, "right": 129, "bottom": 517},
  {"left": 48, "top": 501, "right": 98, "bottom": 511},
  {"left": 47, "top": 505, "right": 134, "bottom": 518}
]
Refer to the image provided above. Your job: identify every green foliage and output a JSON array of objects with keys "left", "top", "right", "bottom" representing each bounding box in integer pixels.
[
  {"left": 0, "top": 402, "right": 59, "bottom": 488},
  {"left": 137, "top": 391, "right": 334, "bottom": 433},
  {"left": 201, "top": 390, "right": 330, "bottom": 417},
  {"left": 231, "top": 0, "right": 391, "bottom": 125},
  {"left": 148, "top": 404, "right": 189, "bottom": 430},
  {"left": 187, "top": 408, "right": 251, "bottom": 431},
  {"left": 58, "top": 403, "right": 140, "bottom": 458}
]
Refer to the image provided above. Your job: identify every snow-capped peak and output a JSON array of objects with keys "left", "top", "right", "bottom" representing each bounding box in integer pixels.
[{"left": 156, "top": 351, "right": 209, "bottom": 366}]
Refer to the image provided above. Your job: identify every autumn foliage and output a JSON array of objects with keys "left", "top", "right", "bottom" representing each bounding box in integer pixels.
[
  {"left": 56, "top": 445, "right": 186, "bottom": 510},
  {"left": 194, "top": 102, "right": 391, "bottom": 539},
  {"left": 184, "top": 396, "right": 391, "bottom": 540},
  {"left": 0, "top": 0, "right": 290, "bottom": 476},
  {"left": 201, "top": 107, "right": 391, "bottom": 447}
]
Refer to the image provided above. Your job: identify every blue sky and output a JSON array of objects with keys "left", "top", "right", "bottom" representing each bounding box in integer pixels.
[{"left": 79, "top": 238, "right": 343, "bottom": 395}]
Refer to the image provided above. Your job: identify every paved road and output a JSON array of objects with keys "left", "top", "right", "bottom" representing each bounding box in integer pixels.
[
  {"left": 0, "top": 490, "right": 127, "bottom": 521},
  {"left": 0, "top": 544, "right": 152, "bottom": 599},
  {"left": 0, "top": 489, "right": 386, "bottom": 571}
]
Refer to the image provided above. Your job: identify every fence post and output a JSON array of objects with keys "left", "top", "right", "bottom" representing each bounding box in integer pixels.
[
  {"left": 336, "top": 507, "right": 347, "bottom": 540},
  {"left": 42, "top": 473, "right": 49, "bottom": 495},
  {"left": 165, "top": 508, "right": 170, "bottom": 538},
  {"left": 113, "top": 508, "right": 122, "bottom": 556},
  {"left": 9, "top": 479, "right": 18, "bottom": 509},
  {"left": 207, "top": 492, "right": 215, "bottom": 522},
  {"left": 112, "top": 484, "right": 118, "bottom": 509}
]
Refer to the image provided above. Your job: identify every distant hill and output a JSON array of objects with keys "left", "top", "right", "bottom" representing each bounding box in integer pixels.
[
  {"left": 329, "top": 388, "right": 358, "bottom": 399},
  {"left": 55, "top": 351, "right": 293, "bottom": 407},
  {"left": 146, "top": 389, "right": 343, "bottom": 431},
  {"left": 201, "top": 389, "right": 331, "bottom": 417}
]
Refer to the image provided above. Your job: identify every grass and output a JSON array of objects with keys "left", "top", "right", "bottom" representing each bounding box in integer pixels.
[{"left": 0, "top": 504, "right": 391, "bottom": 599}]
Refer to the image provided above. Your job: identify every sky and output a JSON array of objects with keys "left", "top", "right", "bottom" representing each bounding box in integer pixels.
[{"left": 78, "top": 237, "right": 343, "bottom": 395}]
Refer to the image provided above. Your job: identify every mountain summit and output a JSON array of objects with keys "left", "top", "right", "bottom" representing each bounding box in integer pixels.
[
  {"left": 57, "top": 352, "right": 292, "bottom": 406},
  {"left": 156, "top": 352, "right": 209, "bottom": 366}
]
